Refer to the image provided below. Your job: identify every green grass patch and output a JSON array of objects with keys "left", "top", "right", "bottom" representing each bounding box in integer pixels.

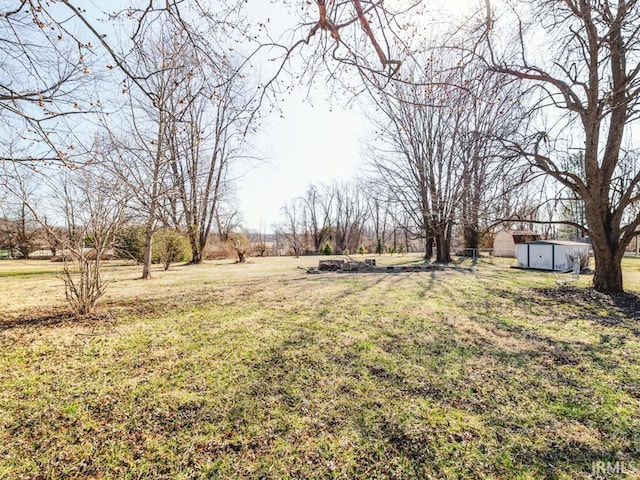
[{"left": 1, "top": 255, "right": 639, "bottom": 479}]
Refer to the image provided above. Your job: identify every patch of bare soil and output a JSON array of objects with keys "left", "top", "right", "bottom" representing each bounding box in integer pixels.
[{"left": 536, "top": 286, "right": 640, "bottom": 321}]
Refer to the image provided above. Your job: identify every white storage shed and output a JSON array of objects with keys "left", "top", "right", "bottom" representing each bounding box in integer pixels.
[{"left": 516, "top": 240, "right": 590, "bottom": 272}]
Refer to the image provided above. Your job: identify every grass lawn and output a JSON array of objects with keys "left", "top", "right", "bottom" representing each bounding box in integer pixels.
[{"left": 1, "top": 255, "right": 640, "bottom": 479}]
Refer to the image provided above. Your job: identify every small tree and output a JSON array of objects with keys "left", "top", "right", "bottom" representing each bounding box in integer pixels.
[
  {"left": 321, "top": 242, "right": 333, "bottom": 256},
  {"left": 41, "top": 221, "right": 64, "bottom": 259},
  {"left": 5, "top": 158, "right": 127, "bottom": 315},
  {"left": 227, "top": 232, "right": 251, "bottom": 263},
  {"left": 375, "top": 239, "right": 384, "bottom": 255},
  {"left": 154, "top": 229, "right": 191, "bottom": 270},
  {"left": 13, "top": 203, "right": 40, "bottom": 259},
  {"left": 58, "top": 170, "right": 128, "bottom": 315},
  {"left": 253, "top": 240, "right": 268, "bottom": 257}
]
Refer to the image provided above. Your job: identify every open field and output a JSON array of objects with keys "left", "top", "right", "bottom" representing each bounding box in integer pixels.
[{"left": 1, "top": 254, "right": 640, "bottom": 479}]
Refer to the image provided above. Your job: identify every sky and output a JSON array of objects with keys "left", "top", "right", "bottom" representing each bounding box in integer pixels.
[
  {"left": 75, "top": 0, "right": 482, "bottom": 232},
  {"left": 236, "top": 90, "right": 368, "bottom": 231},
  {"left": 235, "top": 0, "right": 484, "bottom": 231}
]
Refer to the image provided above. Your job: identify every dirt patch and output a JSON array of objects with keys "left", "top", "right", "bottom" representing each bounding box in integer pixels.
[{"left": 535, "top": 286, "right": 640, "bottom": 321}]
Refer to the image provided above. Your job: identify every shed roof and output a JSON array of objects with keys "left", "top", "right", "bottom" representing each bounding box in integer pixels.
[
  {"left": 506, "top": 231, "right": 542, "bottom": 244},
  {"left": 523, "top": 240, "right": 590, "bottom": 247}
]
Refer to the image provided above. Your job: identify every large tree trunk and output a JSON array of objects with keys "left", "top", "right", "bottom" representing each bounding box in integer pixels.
[
  {"left": 585, "top": 199, "right": 626, "bottom": 293},
  {"left": 463, "top": 224, "right": 479, "bottom": 253},
  {"left": 592, "top": 245, "right": 624, "bottom": 293},
  {"left": 424, "top": 237, "right": 433, "bottom": 260},
  {"left": 461, "top": 174, "right": 480, "bottom": 253},
  {"left": 434, "top": 224, "right": 451, "bottom": 263},
  {"left": 189, "top": 245, "right": 202, "bottom": 264},
  {"left": 590, "top": 225, "right": 625, "bottom": 293}
]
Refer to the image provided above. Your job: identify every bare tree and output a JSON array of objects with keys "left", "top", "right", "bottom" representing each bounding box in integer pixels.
[
  {"left": 456, "top": 65, "right": 525, "bottom": 253},
  {"left": 368, "top": 55, "right": 468, "bottom": 263},
  {"left": 215, "top": 202, "right": 242, "bottom": 245},
  {"left": 3, "top": 158, "right": 128, "bottom": 315},
  {"left": 227, "top": 232, "right": 251, "bottom": 263},
  {"left": 40, "top": 219, "right": 65, "bottom": 260},
  {"left": 279, "top": 198, "right": 308, "bottom": 257},
  {"left": 56, "top": 170, "right": 128, "bottom": 315},
  {"left": 301, "top": 184, "right": 334, "bottom": 254},
  {"left": 108, "top": 18, "right": 193, "bottom": 279},
  {"left": 331, "top": 181, "right": 368, "bottom": 254},
  {"left": 482, "top": 0, "right": 640, "bottom": 293},
  {"left": 361, "top": 183, "right": 403, "bottom": 255},
  {"left": 0, "top": 167, "right": 42, "bottom": 258},
  {"left": 165, "top": 55, "right": 256, "bottom": 264},
  {"left": 0, "top": 203, "right": 40, "bottom": 259}
]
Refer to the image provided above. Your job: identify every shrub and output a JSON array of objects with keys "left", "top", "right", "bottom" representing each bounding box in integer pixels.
[
  {"left": 321, "top": 242, "right": 333, "bottom": 256},
  {"left": 154, "top": 229, "right": 191, "bottom": 270},
  {"left": 375, "top": 239, "right": 384, "bottom": 255},
  {"left": 114, "top": 226, "right": 146, "bottom": 263},
  {"left": 358, "top": 245, "right": 366, "bottom": 255},
  {"left": 227, "top": 233, "right": 251, "bottom": 263}
]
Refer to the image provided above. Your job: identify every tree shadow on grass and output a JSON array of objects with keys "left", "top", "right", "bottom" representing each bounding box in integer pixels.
[
  {"left": 0, "top": 308, "right": 111, "bottom": 331},
  {"left": 246, "top": 328, "right": 630, "bottom": 478},
  {"left": 236, "top": 279, "right": 640, "bottom": 477}
]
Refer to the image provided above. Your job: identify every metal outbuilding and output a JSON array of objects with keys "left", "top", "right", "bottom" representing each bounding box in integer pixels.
[{"left": 515, "top": 240, "right": 590, "bottom": 272}]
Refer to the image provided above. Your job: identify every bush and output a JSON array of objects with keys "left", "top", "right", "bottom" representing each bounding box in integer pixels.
[
  {"left": 114, "top": 226, "right": 146, "bottom": 263},
  {"left": 227, "top": 233, "right": 251, "bottom": 263},
  {"left": 358, "top": 245, "right": 366, "bottom": 255},
  {"left": 154, "top": 229, "right": 191, "bottom": 270},
  {"left": 375, "top": 239, "right": 384, "bottom": 255},
  {"left": 321, "top": 242, "right": 333, "bottom": 256}
]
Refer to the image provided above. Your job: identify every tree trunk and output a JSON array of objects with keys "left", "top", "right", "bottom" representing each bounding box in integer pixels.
[
  {"left": 585, "top": 198, "right": 626, "bottom": 293},
  {"left": 188, "top": 225, "right": 202, "bottom": 264},
  {"left": 434, "top": 226, "right": 451, "bottom": 264},
  {"left": 190, "top": 250, "right": 203, "bottom": 264},
  {"left": 463, "top": 224, "right": 479, "bottom": 252},
  {"left": 591, "top": 242, "right": 624, "bottom": 293},
  {"left": 424, "top": 237, "right": 433, "bottom": 260},
  {"left": 141, "top": 220, "right": 154, "bottom": 279}
]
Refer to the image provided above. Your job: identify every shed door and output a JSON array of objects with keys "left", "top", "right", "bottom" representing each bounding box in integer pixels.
[
  {"left": 528, "top": 244, "right": 553, "bottom": 270},
  {"left": 516, "top": 244, "right": 529, "bottom": 267},
  {"left": 554, "top": 246, "right": 569, "bottom": 271}
]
